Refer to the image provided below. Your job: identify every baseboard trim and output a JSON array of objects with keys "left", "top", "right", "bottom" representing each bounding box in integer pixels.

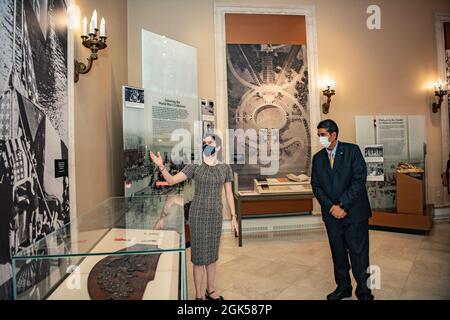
[{"left": 434, "top": 205, "right": 450, "bottom": 219}]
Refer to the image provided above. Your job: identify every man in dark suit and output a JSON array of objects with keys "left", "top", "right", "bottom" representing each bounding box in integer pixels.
[{"left": 311, "top": 119, "right": 374, "bottom": 300}]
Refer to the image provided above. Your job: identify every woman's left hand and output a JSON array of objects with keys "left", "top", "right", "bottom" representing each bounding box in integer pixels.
[
  {"left": 154, "top": 218, "right": 165, "bottom": 230},
  {"left": 231, "top": 215, "right": 239, "bottom": 237}
]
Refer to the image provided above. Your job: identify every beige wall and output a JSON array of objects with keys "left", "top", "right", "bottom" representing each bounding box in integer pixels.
[
  {"left": 74, "top": 0, "right": 127, "bottom": 214},
  {"left": 127, "top": 0, "right": 450, "bottom": 205}
]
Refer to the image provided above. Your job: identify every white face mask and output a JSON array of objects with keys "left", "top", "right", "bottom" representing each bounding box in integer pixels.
[{"left": 319, "top": 136, "right": 331, "bottom": 149}]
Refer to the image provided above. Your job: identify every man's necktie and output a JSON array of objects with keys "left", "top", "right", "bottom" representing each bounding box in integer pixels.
[{"left": 329, "top": 153, "right": 334, "bottom": 169}]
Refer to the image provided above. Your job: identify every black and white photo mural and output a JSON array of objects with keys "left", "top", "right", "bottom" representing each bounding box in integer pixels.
[
  {"left": 227, "top": 44, "right": 311, "bottom": 188},
  {"left": 0, "top": 0, "right": 69, "bottom": 299}
]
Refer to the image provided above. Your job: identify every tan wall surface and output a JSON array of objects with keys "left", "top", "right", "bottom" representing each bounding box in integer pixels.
[
  {"left": 74, "top": 0, "right": 127, "bottom": 214},
  {"left": 127, "top": 0, "right": 450, "bottom": 205}
]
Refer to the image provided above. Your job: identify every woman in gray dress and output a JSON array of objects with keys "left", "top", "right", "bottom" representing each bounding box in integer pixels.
[{"left": 150, "top": 133, "right": 238, "bottom": 300}]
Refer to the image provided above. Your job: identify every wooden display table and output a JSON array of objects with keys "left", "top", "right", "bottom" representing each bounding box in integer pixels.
[{"left": 233, "top": 191, "right": 314, "bottom": 246}]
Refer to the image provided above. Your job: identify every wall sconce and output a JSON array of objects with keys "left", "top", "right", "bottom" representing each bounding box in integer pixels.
[
  {"left": 431, "top": 79, "right": 448, "bottom": 113},
  {"left": 74, "top": 10, "right": 107, "bottom": 82},
  {"left": 321, "top": 78, "right": 335, "bottom": 114}
]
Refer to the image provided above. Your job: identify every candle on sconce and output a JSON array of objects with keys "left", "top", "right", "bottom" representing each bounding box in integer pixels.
[
  {"left": 440, "top": 79, "right": 445, "bottom": 90},
  {"left": 89, "top": 9, "right": 97, "bottom": 34},
  {"left": 323, "top": 78, "right": 335, "bottom": 91},
  {"left": 75, "top": 9, "right": 108, "bottom": 82},
  {"left": 329, "top": 80, "right": 335, "bottom": 90},
  {"left": 432, "top": 79, "right": 448, "bottom": 92},
  {"left": 321, "top": 77, "right": 336, "bottom": 114},
  {"left": 82, "top": 16, "right": 87, "bottom": 36},
  {"left": 100, "top": 17, "right": 106, "bottom": 37}
]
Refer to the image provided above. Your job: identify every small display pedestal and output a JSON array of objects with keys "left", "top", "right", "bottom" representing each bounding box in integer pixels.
[
  {"left": 396, "top": 171, "right": 425, "bottom": 215},
  {"left": 369, "top": 170, "right": 432, "bottom": 235}
]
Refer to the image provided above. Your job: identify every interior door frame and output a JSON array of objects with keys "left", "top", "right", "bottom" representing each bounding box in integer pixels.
[{"left": 434, "top": 12, "right": 450, "bottom": 205}]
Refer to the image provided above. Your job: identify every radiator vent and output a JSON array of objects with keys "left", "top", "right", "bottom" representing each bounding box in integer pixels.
[
  {"left": 222, "top": 216, "right": 325, "bottom": 234},
  {"left": 272, "top": 223, "right": 324, "bottom": 231},
  {"left": 242, "top": 226, "right": 268, "bottom": 232}
]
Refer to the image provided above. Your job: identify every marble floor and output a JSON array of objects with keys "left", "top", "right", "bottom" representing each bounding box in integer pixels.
[{"left": 186, "top": 220, "right": 450, "bottom": 300}]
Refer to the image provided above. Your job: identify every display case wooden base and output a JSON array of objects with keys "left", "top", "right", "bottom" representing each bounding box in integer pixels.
[
  {"left": 234, "top": 192, "right": 314, "bottom": 246},
  {"left": 369, "top": 204, "right": 434, "bottom": 235}
]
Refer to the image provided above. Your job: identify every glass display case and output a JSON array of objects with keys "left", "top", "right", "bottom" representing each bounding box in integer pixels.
[
  {"left": 11, "top": 195, "right": 187, "bottom": 300},
  {"left": 232, "top": 171, "right": 313, "bottom": 196}
]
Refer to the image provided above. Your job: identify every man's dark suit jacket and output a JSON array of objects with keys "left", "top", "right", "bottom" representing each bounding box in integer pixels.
[{"left": 311, "top": 141, "right": 372, "bottom": 223}]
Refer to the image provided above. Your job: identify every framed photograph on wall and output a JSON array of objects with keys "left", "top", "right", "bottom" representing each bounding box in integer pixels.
[
  {"left": 364, "top": 144, "right": 384, "bottom": 163},
  {"left": 203, "top": 120, "right": 215, "bottom": 136},
  {"left": 201, "top": 98, "right": 215, "bottom": 121},
  {"left": 214, "top": 4, "right": 320, "bottom": 192},
  {"left": 123, "top": 86, "right": 145, "bottom": 109}
]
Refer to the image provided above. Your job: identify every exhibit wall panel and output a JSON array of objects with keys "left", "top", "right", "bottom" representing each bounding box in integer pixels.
[
  {"left": 122, "top": 30, "right": 199, "bottom": 197},
  {"left": 0, "top": 0, "right": 73, "bottom": 299},
  {"left": 74, "top": 0, "right": 128, "bottom": 214},
  {"left": 219, "top": 10, "right": 320, "bottom": 192},
  {"left": 141, "top": 29, "right": 199, "bottom": 160},
  {"left": 122, "top": 86, "right": 148, "bottom": 197},
  {"left": 127, "top": 0, "right": 450, "bottom": 206}
]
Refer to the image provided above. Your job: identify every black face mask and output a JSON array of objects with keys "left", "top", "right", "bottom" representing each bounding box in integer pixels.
[{"left": 202, "top": 144, "right": 216, "bottom": 157}]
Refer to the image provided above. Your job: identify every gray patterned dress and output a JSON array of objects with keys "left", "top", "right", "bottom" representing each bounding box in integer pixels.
[{"left": 181, "top": 162, "right": 233, "bottom": 266}]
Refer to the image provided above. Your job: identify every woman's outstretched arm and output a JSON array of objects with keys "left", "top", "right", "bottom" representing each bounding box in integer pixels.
[{"left": 150, "top": 151, "right": 188, "bottom": 186}]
